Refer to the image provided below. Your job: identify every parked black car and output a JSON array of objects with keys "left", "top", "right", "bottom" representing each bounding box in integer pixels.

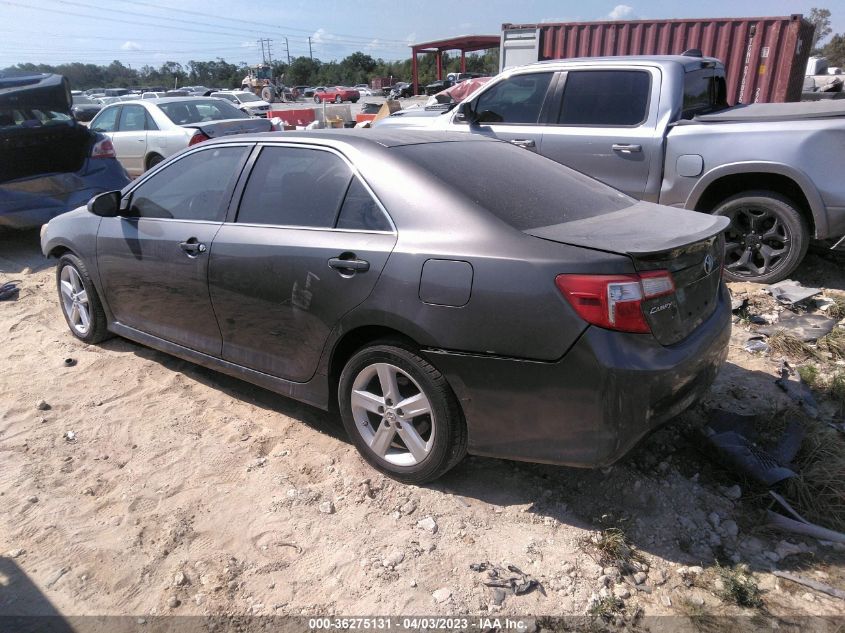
[
  {"left": 388, "top": 82, "right": 415, "bottom": 98},
  {"left": 41, "top": 130, "right": 730, "bottom": 483},
  {"left": 71, "top": 95, "right": 103, "bottom": 122},
  {"left": 0, "top": 72, "right": 130, "bottom": 229},
  {"left": 424, "top": 79, "right": 454, "bottom": 96}
]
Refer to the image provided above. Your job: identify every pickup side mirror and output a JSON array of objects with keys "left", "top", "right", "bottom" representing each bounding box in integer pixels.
[
  {"left": 454, "top": 101, "right": 477, "bottom": 125},
  {"left": 87, "top": 190, "right": 121, "bottom": 217}
]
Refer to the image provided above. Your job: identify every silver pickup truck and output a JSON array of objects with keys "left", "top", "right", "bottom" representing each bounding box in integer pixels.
[{"left": 378, "top": 55, "right": 845, "bottom": 283}]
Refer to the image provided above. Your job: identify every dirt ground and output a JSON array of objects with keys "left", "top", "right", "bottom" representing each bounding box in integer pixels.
[{"left": 1, "top": 229, "right": 844, "bottom": 630}]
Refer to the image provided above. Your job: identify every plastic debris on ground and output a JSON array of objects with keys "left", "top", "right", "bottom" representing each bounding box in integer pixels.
[
  {"left": 743, "top": 336, "right": 770, "bottom": 354},
  {"left": 469, "top": 562, "right": 546, "bottom": 604},
  {"left": 775, "top": 361, "right": 820, "bottom": 418},
  {"left": 705, "top": 409, "right": 803, "bottom": 486},
  {"left": 766, "top": 279, "right": 823, "bottom": 305},
  {"left": 758, "top": 311, "right": 837, "bottom": 342},
  {"left": 0, "top": 280, "right": 20, "bottom": 301}
]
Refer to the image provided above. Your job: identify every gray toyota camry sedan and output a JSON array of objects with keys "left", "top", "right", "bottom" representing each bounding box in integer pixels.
[{"left": 41, "top": 130, "right": 731, "bottom": 483}]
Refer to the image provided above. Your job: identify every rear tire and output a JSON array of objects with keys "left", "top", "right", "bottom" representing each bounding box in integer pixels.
[
  {"left": 338, "top": 342, "right": 466, "bottom": 484},
  {"left": 334, "top": 95, "right": 342, "bottom": 103},
  {"left": 146, "top": 153, "right": 164, "bottom": 171},
  {"left": 56, "top": 253, "right": 110, "bottom": 344},
  {"left": 314, "top": 96, "right": 320, "bottom": 103},
  {"left": 712, "top": 190, "right": 809, "bottom": 284}
]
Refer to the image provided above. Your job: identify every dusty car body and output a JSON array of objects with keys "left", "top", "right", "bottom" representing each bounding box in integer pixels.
[
  {"left": 88, "top": 97, "right": 274, "bottom": 177},
  {"left": 381, "top": 55, "right": 845, "bottom": 283},
  {"left": 41, "top": 130, "right": 730, "bottom": 482},
  {"left": 0, "top": 72, "right": 130, "bottom": 229}
]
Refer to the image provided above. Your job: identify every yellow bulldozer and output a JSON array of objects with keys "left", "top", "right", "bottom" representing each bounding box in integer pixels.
[{"left": 240, "top": 64, "right": 294, "bottom": 103}]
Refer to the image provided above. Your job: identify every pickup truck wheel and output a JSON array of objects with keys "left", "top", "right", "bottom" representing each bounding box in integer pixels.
[
  {"left": 713, "top": 191, "right": 809, "bottom": 284},
  {"left": 338, "top": 342, "right": 467, "bottom": 484}
]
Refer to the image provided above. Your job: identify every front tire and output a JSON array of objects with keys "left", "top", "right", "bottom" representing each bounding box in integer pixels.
[
  {"left": 314, "top": 96, "right": 320, "bottom": 103},
  {"left": 56, "top": 254, "right": 109, "bottom": 344},
  {"left": 713, "top": 191, "right": 809, "bottom": 284},
  {"left": 338, "top": 342, "right": 466, "bottom": 484},
  {"left": 334, "top": 95, "right": 342, "bottom": 103}
]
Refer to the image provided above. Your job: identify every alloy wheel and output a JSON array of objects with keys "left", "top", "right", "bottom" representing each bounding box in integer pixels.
[
  {"left": 722, "top": 204, "right": 790, "bottom": 278},
  {"left": 350, "top": 362, "right": 435, "bottom": 466},
  {"left": 60, "top": 265, "right": 91, "bottom": 336}
]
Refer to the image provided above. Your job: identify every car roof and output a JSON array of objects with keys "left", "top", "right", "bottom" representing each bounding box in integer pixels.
[
  {"left": 522, "top": 54, "right": 723, "bottom": 72},
  {"left": 137, "top": 96, "right": 226, "bottom": 104},
  {"left": 204, "top": 129, "right": 501, "bottom": 149}
]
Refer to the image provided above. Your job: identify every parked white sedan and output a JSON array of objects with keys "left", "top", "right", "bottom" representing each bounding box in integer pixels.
[
  {"left": 88, "top": 97, "right": 274, "bottom": 176},
  {"left": 209, "top": 91, "right": 272, "bottom": 117}
]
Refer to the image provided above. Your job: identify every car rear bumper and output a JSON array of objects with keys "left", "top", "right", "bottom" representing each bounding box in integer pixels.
[
  {"left": 0, "top": 160, "right": 129, "bottom": 230},
  {"left": 425, "top": 283, "right": 731, "bottom": 467}
]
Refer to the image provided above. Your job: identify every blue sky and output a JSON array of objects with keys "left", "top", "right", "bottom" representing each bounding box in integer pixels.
[{"left": 1, "top": 0, "right": 843, "bottom": 68}]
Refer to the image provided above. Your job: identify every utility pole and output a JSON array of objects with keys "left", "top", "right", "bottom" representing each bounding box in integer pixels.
[
  {"left": 257, "top": 38, "right": 274, "bottom": 65},
  {"left": 284, "top": 37, "right": 291, "bottom": 65},
  {"left": 308, "top": 36, "right": 313, "bottom": 60}
]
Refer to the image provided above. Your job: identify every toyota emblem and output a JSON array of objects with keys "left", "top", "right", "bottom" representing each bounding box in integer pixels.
[{"left": 703, "top": 253, "right": 715, "bottom": 275}]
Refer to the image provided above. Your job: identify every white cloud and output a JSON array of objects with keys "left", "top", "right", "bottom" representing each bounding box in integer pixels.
[
  {"left": 240, "top": 41, "right": 254, "bottom": 48},
  {"left": 312, "top": 28, "right": 335, "bottom": 44},
  {"left": 607, "top": 4, "right": 637, "bottom": 20},
  {"left": 121, "top": 40, "right": 141, "bottom": 51}
]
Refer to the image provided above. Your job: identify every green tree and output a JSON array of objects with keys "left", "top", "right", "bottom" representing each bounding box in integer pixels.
[
  {"left": 821, "top": 33, "right": 845, "bottom": 67},
  {"left": 809, "top": 7, "right": 833, "bottom": 50}
]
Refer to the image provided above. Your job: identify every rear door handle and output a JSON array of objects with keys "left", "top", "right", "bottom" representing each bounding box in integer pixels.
[
  {"left": 328, "top": 256, "right": 369, "bottom": 273},
  {"left": 510, "top": 138, "right": 536, "bottom": 149},
  {"left": 612, "top": 143, "right": 642, "bottom": 153}
]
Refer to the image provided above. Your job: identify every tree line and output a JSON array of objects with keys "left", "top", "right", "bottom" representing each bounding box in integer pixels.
[{"left": 1, "top": 49, "right": 499, "bottom": 91}]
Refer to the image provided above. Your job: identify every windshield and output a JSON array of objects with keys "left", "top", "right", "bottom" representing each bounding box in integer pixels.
[
  {"left": 393, "top": 141, "right": 634, "bottom": 230},
  {"left": 236, "top": 92, "right": 262, "bottom": 102},
  {"left": 158, "top": 98, "right": 248, "bottom": 124}
]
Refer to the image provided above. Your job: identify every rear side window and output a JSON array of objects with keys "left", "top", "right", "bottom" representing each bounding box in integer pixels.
[
  {"left": 91, "top": 106, "right": 119, "bottom": 132},
  {"left": 683, "top": 69, "right": 728, "bottom": 118},
  {"left": 336, "top": 178, "right": 392, "bottom": 231},
  {"left": 118, "top": 105, "right": 147, "bottom": 131},
  {"left": 394, "top": 141, "right": 634, "bottom": 230},
  {"left": 558, "top": 70, "right": 650, "bottom": 126},
  {"left": 237, "top": 146, "right": 352, "bottom": 227},
  {"left": 129, "top": 146, "right": 248, "bottom": 221},
  {"left": 472, "top": 72, "right": 553, "bottom": 124}
]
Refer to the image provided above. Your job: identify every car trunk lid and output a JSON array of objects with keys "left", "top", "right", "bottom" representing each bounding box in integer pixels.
[
  {"left": 182, "top": 117, "right": 272, "bottom": 138},
  {"left": 527, "top": 201, "right": 729, "bottom": 345}
]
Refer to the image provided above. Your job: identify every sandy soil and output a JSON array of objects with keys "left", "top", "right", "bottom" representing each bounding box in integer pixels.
[{"left": 1, "top": 230, "right": 844, "bottom": 628}]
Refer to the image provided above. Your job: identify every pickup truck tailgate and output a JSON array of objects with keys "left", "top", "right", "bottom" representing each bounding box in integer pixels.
[{"left": 526, "top": 201, "right": 729, "bottom": 345}]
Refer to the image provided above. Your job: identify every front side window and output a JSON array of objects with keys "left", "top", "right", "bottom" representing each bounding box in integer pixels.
[
  {"left": 129, "top": 146, "right": 248, "bottom": 221},
  {"left": 237, "top": 146, "right": 352, "bottom": 228},
  {"left": 90, "top": 106, "right": 120, "bottom": 132},
  {"left": 472, "top": 72, "right": 553, "bottom": 124},
  {"left": 557, "top": 70, "right": 650, "bottom": 126}
]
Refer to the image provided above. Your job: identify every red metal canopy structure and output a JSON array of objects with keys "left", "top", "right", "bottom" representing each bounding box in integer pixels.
[{"left": 410, "top": 34, "right": 500, "bottom": 95}]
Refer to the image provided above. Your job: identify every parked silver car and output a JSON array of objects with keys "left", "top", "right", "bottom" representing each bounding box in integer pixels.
[{"left": 88, "top": 97, "right": 274, "bottom": 176}]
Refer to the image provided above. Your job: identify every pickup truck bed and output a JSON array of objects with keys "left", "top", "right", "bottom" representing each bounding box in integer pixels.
[{"left": 690, "top": 101, "right": 845, "bottom": 123}]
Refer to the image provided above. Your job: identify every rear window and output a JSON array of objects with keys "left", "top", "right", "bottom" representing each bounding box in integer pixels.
[
  {"left": 158, "top": 99, "right": 247, "bottom": 124},
  {"left": 393, "top": 141, "right": 634, "bottom": 230},
  {"left": 558, "top": 70, "right": 650, "bottom": 126},
  {"left": 682, "top": 69, "right": 728, "bottom": 118}
]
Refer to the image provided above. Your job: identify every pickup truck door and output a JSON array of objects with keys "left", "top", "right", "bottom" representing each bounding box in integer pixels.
[
  {"left": 539, "top": 67, "right": 662, "bottom": 201},
  {"left": 451, "top": 71, "right": 559, "bottom": 152}
]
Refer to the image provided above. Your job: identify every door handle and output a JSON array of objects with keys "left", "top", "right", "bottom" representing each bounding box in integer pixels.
[
  {"left": 612, "top": 143, "right": 642, "bottom": 153},
  {"left": 328, "top": 256, "right": 370, "bottom": 273},
  {"left": 509, "top": 138, "right": 536, "bottom": 149},
  {"left": 179, "top": 239, "right": 207, "bottom": 256}
]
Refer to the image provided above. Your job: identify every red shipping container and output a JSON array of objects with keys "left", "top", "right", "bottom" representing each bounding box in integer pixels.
[{"left": 500, "top": 15, "right": 814, "bottom": 103}]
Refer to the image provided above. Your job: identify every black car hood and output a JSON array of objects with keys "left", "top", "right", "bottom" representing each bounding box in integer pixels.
[{"left": 0, "top": 72, "right": 72, "bottom": 115}]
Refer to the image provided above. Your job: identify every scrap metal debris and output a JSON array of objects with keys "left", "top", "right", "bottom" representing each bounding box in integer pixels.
[
  {"left": 743, "top": 336, "right": 770, "bottom": 354},
  {"left": 705, "top": 409, "right": 803, "bottom": 486},
  {"left": 767, "top": 491, "right": 845, "bottom": 544},
  {"left": 773, "top": 570, "right": 845, "bottom": 600},
  {"left": 767, "top": 279, "right": 823, "bottom": 305},
  {"left": 469, "top": 562, "right": 546, "bottom": 601},
  {"left": 775, "top": 362, "right": 820, "bottom": 418}
]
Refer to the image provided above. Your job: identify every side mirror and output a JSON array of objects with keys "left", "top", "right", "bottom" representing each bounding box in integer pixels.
[
  {"left": 87, "top": 191, "right": 121, "bottom": 217},
  {"left": 454, "top": 101, "right": 477, "bottom": 125}
]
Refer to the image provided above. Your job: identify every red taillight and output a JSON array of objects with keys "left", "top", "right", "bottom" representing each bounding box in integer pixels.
[
  {"left": 188, "top": 131, "right": 210, "bottom": 146},
  {"left": 90, "top": 138, "right": 116, "bottom": 159},
  {"left": 555, "top": 270, "right": 675, "bottom": 334}
]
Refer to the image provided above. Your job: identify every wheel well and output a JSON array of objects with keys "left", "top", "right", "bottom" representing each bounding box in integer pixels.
[
  {"left": 48, "top": 245, "right": 71, "bottom": 259},
  {"left": 145, "top": 152, "right": 163, "bottom": 170},
  {"left": 694, "top": 172, "right": 815, "bottom": 235},
  {"left": 327, "top": 325, "right": 418, "bottom": 409}
]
